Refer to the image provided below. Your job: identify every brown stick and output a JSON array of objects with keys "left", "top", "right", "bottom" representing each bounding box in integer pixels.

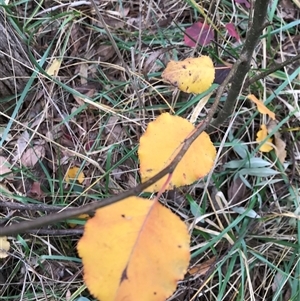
[
  {"left": 245, "top": 52, "right": 300, "bottom": 88},
  {"left": 0, "top": 201, "right": 70, "bottom": 212},
  {"left": 24, "top": 228, "right": 84, "bottom": 235}
]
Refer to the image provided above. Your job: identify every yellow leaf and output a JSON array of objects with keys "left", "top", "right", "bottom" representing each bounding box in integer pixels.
[
  {"left": 247, "top": 94, "right": 276, "bottom": 120},
  {"left": 162, "top": 56, "right": 215, "bottom": 94},
  {"left": 138, "top": 113, "right": 216, "bottom": 192},
  {"left": 65, "top": 167, "right": 85, "bottom": 184},
  {"left": 256, "top": 124, "right": 273, "bottom": 152},
  {"left": 46, "top": 59, "right": 61, "bottom": 76},
  {"left": 0, "top": 236, "right": 10, "bottom": 258},
  {"left": 77, "top": 196, "right": 190, "bottom": 301},
  {"left": 68, "top": 214, "right": 90, "bottom": 228}
]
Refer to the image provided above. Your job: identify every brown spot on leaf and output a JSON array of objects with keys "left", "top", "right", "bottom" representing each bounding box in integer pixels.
[{"left": 120, "top": 265, "right": 129, "bottom": 283}]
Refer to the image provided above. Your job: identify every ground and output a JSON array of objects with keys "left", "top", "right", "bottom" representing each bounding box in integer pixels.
[{"left": 0, "top": 0, "right": 300, "bottom": 300}]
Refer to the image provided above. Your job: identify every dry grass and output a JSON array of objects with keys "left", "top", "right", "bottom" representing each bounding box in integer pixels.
[{"left": 0, "top": 0, "right": 300, "bottom": 300}]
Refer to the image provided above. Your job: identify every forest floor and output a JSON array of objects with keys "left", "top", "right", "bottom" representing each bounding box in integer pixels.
[{"left": 0, "top": 0, "right": 300, "bottom": 300}]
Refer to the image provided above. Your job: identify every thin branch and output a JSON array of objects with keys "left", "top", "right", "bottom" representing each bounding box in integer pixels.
[
  {"left": 0, "top": 57, "right": 245, "bottom": 236},
  {"left": 0, "top": 0, "right": 271, "bottom": 237},
  {"left": 24, "top": 228, "right": 84, "bottom": 235},
  {"left": 208, "top": 0, "right": 270, "bottom": 132},
  {"left": 244, "top": 52, "right": 300, "bottom": 88},
  {"left": 0, "top": 201, "right": 70, "bottom": 212},
  {"left": 0, "top": 123, "right": 211, "bottom": 236}
]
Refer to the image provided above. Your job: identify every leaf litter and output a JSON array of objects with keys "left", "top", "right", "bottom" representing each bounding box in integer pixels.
[{"left": 2, "top": 1, "right": 300, "bottom": 301}]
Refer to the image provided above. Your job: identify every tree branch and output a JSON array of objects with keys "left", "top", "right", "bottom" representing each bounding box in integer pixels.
[
  {"left": 0, "top": 0, "right": 271, "bottom": 237},
  {"left": 0, "top": 111, "right": 214, "bottom": 236},
  {"left": 0, "top": 201, "right": 70, "bottom": 212},
  {"left": 244, "top": 52, "right": 300, "bottom": 88},
  {"left": 208, "top": 0, "right": 270, "bottom": 132},
  {"left": 0, "top": 56, "right": 245, "bottom": 236}
]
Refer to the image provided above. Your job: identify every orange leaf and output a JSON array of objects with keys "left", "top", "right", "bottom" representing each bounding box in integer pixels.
[
  {"left": 162, "top": 56, "right": 215, "bottom": 94},
  {"left": 77, "top": 196, "right": 190, "bottom": 301},
  {"left": 247, "top": 94, "right": 276, "bottom": 120},
  {"left": 138, "top": 113, "right": 216, "bottom": 192},
  {"left": 65, "top": 167, "right": 85, "bottom": 184},
  {"left": 256, "top": 124, "right": 273, "bottom": 152}
]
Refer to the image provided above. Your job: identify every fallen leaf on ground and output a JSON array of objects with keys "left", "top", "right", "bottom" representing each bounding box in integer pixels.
[
  {"left": 190, "top": 91, "right": 214, "bottom": 123},
  {"left": 73, "top": 84, "right": 96, "bottom": 106},
  {"left": 139, "top": 113, "right": 216, "bottom": 192},
  {"left": 227, "top": 176, "right": 247, "bottom": 205},
  {"left": 77, "top": 196, "right": 190, "bottom": 301},
  {"left": 20, "top": 145, "right": 45, "bottom": 167},
  {"left": 104, "top": 116, "right": 124, "bottom": 145},
  {"left": 27, "top": 182, "right": 44, "bottom": 199},
  {"left": 214, "top": 64, "right": 232, "bottom": 85},
  {"left": 256, "top": 124, "right": 273, "bottom": 152},
  {"left": 65, "top": 167, "right": 85, "bottom": 184},
  {"left": 184, "top": 21, "right": 214, "bottom": 47},
  {"left": 247, "top": 94, "right": 276, "bottom": 120},
  {"left": 267, "top": 120, "right": 287, "bottom": 163},
  {"left": 79, "top": 63, "right": 88, "bottom": 85},
  {"left": 274, "top": 135, "right": 287, "bottom": 163},
  {"left": 0, "top": 127, "right": 12, "bottom": 142},
  {"left": 225, "top": 23, "right": 240, "bottom": 41},
  {"left": 13, "top": 131, "right": 30, "bottom": 163},
  {"left": 272, "top": 271, "right": 285, "bottom": 292},
  {"left": 46, "top": 58, "right": 62, "bottom": 76},
  {"left": 0, "top": 156, "right": 13, "bottom": 181},
  {"left": 188, "top": 256, "right": 216, "bottom": 278},
  {"left": 97, "top": 45, "right": 115, "bottom": 62},
  {"left": 162, "top": 56, "right": 215, "bottom": 94},
  {"left": 143, "top": 48, "right": 170, "bottom": 76},
  {"left": 0, "top": 236, "right": 10, "bottom": 258}
]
